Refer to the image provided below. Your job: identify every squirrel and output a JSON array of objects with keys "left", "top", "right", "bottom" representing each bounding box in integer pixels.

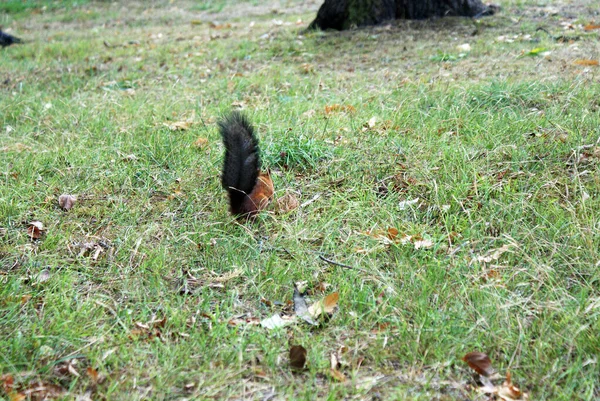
[{"left": 219, "top": 111, "right": 274, "bottom": 217}]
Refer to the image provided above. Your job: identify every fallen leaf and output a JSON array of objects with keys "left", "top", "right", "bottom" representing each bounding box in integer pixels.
[
  {"left": 324, "top": 104, "right": 356, "bottom": 114},
  {"left": 260, "top": 314, "right": 291, "bottom": 329},
  {"left": 456, "top": 43, "right": 471, "bottom": 52},
  {"left": 307, "top": 292, "right": 339, "bottom": 319},
  {"left": 275, "top": 192, "right": 299, "bottom": 214},
  {"left": 584, "top": 24, "right": 600, "bottom": 30},
  {"left": 497, "top": 371, "right": 525, "bottom": 400},
  {"left": 329, "top": 368, "right": 346, "bottom": 382},
  {"left": 366, "top": 116, "right": 377, "bottom": 129},
  {"left": 1, "top": 374, "right": 14, "bottom": 393},
  {"left": 209, "top": 22, "right": 232, "bottom": 29},
  {"left": 27, "top": 221, "right": 44, "bottom": 240},
  {"left": 164, "top": 121, "right": 192, "bottom": 131},
  {"left": 413, "top": 238, "right": 433, "bottom": 249},
  {"left": 474, "top": 245, "right": 510, "bottom": 263},
  {"left": 462, "top": 351, "right": 496, "bottom": 377},
  {"left": 122, "top": 154, "right": 138, "bottom": 162},
  {"left": 573, "top": 59, "right": 599, "bottom": 66},
  {"left": 86, "top": 367, "right": 99, "bottom": 384},
  {"left": 398, "top": 198, "right": 419, "bottom": 210},
  {"left": 58, "top": 194, "right": 76, "bottom": 210},
  {"left": 289, "top": 345, "right": 307, "bottom": 369},
  {"left": 19, "top": 381, "right": 65, "bottom": 400},
  {"left": 37, "top": 269, "right": 51, "bottom": 284},
  {"left": 193, "top": 137, "right": 209, "bottom": 148}
]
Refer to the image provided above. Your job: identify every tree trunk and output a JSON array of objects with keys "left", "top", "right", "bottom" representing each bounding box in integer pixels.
[{"left": 308, "top": 0, "right": 494, "bottom": 31}]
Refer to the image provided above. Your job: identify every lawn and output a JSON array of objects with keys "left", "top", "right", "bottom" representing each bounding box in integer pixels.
[{"left": 1, "top": 0, "right": 599, "bottom": 399}]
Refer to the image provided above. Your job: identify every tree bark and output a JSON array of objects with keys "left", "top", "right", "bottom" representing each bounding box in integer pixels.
[{"left": 309, "top": 0, "right": 494, "bottom": 31}]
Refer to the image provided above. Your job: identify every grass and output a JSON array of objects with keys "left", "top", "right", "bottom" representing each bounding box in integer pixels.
[{"left": 1, "top": 0, "right": 600, "bottom": 399}]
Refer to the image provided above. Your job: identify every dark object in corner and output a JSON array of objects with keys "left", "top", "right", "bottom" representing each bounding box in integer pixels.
[
  {"left": 0, "top": 30, "right": 23, "bottom": 48},
  {"left": 308, "top": 0, "right": 496, "bottom": 31}
]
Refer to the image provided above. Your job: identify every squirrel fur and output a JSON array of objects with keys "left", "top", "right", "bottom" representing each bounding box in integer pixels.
[{"left": 219, "top": 111, "right": 274, "bottom": 217}]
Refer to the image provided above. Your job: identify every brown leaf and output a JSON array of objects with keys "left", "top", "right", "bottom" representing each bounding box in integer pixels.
[
  {"left": 329, "top": 368, "right": 346, "bottom": 382},
  {"left": 193, "top": 137, "right": 209, "bottom": 148},
  {"left": 289, "top": 345, "right": 307, "bottom": 369},
  {"left": 573, "top": 59, "right": 599, "bottom": 66},
  {"left": 307, "top": 292, "right": 339, "bottom": 319},
  {"left": 498, "top": 371, "right": 525, "bottom": 400},
  {"left": 386, "top": 227, "right": 399, "bottom": 240},
  {"left": 164, "top": 121, "right": 192, "bottom": 131},
  {"left": 584, "top": 24, "right": 600, "bottom": 30},
  {"left": 58, "top": 194, "right": 76, "bottom": 210},
  {"left": 324, "top": 104, "right": 356, "bottom": 114},
  {"left": 462, "top": 351, "right": 496, "bottom": 377},
  {"left": 86, "top": 367, "right": 99, "bottom": 384},
  {"left": 275, "top": 192, "right": 299, "bottom": 214},
  {"left": 9, "top": 393, "right": 26, "bottom": 401},
  {"left": 1, "top": 374, "right": 14, "bottom": 393},
  {"left": 27, "top": 221, "right": 44, "bottom": 240},
  {"left": 20, "top": 381, "right": 65, "bottom": 400}
]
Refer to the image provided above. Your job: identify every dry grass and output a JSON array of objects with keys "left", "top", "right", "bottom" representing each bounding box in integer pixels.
[{"left": 1, "top": 1, "right": 599, "bottom": 400}]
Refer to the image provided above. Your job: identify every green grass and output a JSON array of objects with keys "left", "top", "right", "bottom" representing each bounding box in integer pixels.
[{"left": 1, "top": 0, "right": 600, "bottom": 400}]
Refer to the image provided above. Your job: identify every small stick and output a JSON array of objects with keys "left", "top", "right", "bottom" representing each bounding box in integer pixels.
[{"left": 318, "top": 255, "right": 354, "bottom": 270}]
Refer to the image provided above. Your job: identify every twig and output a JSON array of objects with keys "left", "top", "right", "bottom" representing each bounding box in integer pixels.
[{"left": 318, "top": 255, "right": 354, "bottom": 270}]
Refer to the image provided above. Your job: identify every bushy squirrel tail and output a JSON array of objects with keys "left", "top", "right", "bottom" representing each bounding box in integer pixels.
[{"left": 219, "top": 111, "right": 273, "bottom": 216}]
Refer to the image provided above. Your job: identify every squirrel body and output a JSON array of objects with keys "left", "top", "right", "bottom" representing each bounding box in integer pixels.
[{"left": 219, "top": 111, "right": 273, "bottom": 217}]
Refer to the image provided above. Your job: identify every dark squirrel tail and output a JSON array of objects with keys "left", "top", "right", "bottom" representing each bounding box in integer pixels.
[{"left": 219, "top": 111, "right": 260, "bottom": 215}]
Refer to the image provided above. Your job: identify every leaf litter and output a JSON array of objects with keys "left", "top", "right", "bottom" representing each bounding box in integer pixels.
[
  {"left": 462, "top": 351, "right": 528, "bottom": 400},
  {"left": 260, "top": 284, "right": 339, "bottom": 329}
]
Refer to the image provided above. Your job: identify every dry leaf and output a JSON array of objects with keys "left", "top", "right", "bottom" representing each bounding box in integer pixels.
[
  {"left": 324, "top": 104, "right": 356, "bottom": 114},
  {"left": 86, "top": 367, "right": 99, "bottom": 384},
  {"left": 366, "top": 116, "right": 377, "bottom": 129},
  {"left": 18, "top": 381, "right": 65, "bottom": 400},
  {"left": 193, "top": 137, "right": 209, "bottom": 148},
  {"left": 260, "top": 314, "right": 292, "bottom": 330},
  {"left": 584, "top": 24, "right": 600, "bottom": 30},
  {"left": 462, "top": 351, "right": 496, "bottom": 377},
  {"left": 456, "top": 43, "right": 471, "bottom": 52},
  {"left": 398, "top": 198, "right": 419, "bottom": 210},
  {"left": 27, "top": 221, "right": 44, "bottom": 240},
  {"left": 329, "top": 368, "right": 346, "bottom": 382},
  {"left": 497, "top": 371, "right": 525, "bottom": 400},
  {"left": 37, "top": 269, "right": 51, "bottom": 284},
  {"left": 307, "top": 292, "right": 339, "bottom": 319},
  {"left": 275, "top": 193, "right": 299, "bottom": 214},
  {"left": 573, "top": 59, "right": 599, "bottom": 66},
  {"left": 164, "top": 121, "right": 192, "bottom": 131},
  {"left": 58, "top": 194, "right": 76, "bottom": 210},
  {"left": 413, "top": 238, "right": 433, "bottom": 249},
  {"left": 475, "top": 245, "right": 510, "bottom": 263},
  {"left": 289, "top": 345, "right": 307, "bottom": 369}
]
